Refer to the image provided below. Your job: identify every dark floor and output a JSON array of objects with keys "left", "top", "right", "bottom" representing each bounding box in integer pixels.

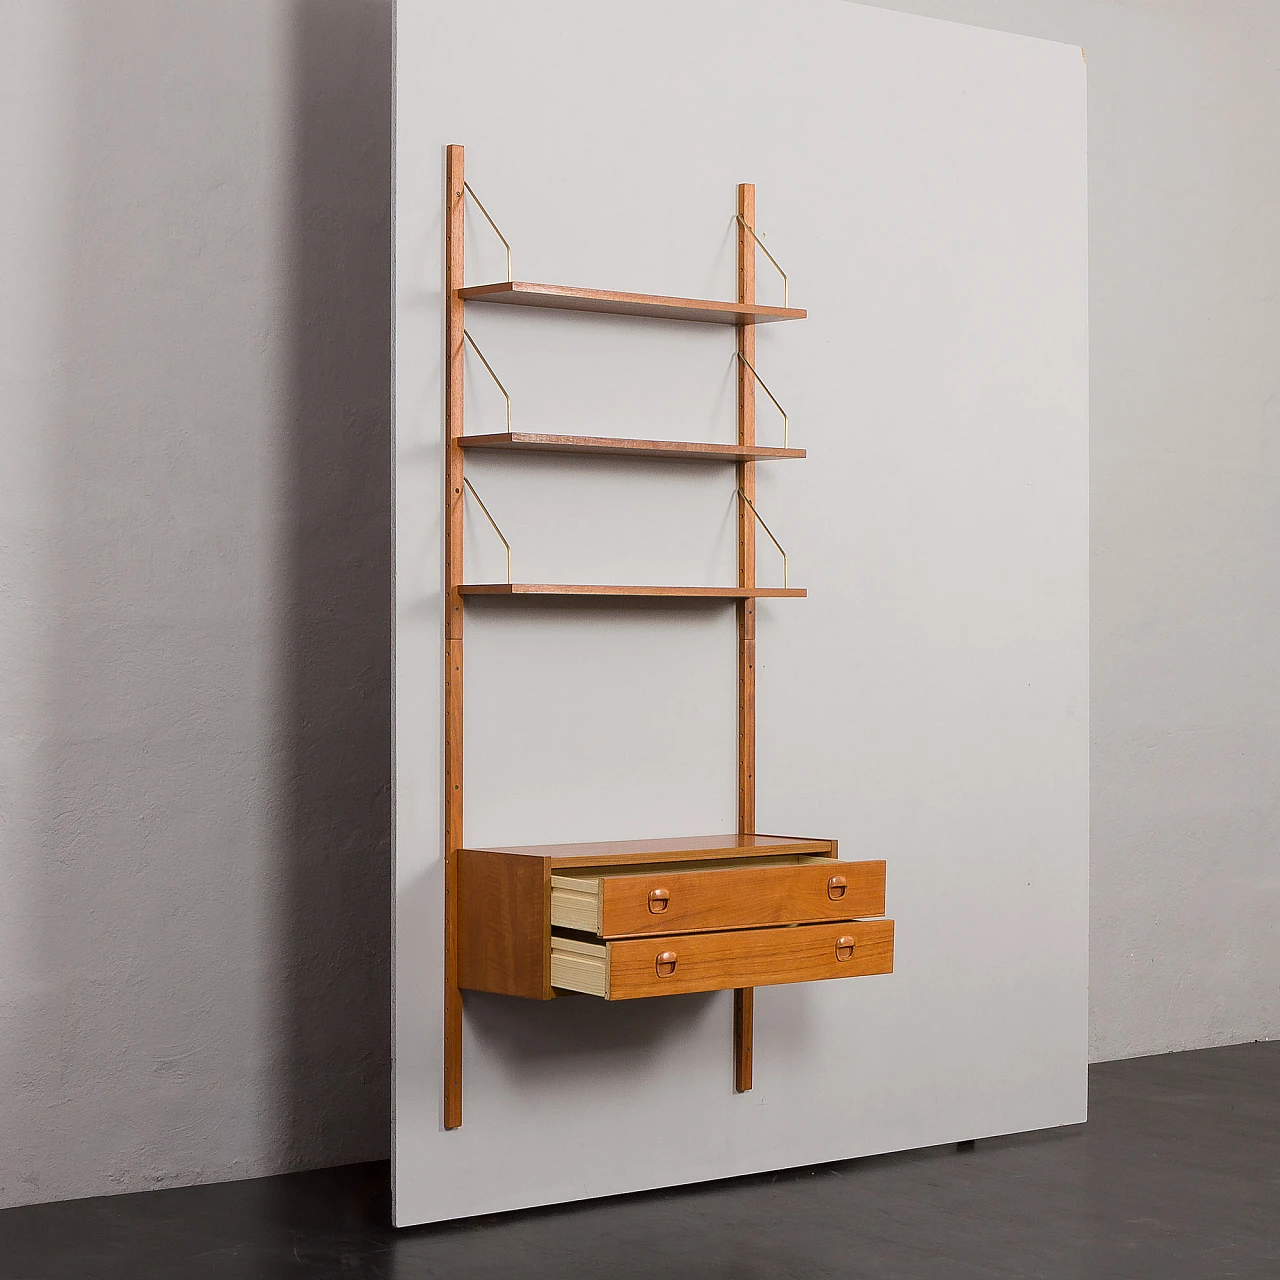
[{"left": 2, "top": 1042, "right": 1276, "bottom": 1280}]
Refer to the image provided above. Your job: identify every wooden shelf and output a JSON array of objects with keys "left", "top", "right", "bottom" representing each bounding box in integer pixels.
[
  {"left": 464, "top": 833, "right": 836, "bottom": 869},
  {"left": 459, "top": 432, "right": 805, "bottom": 461},
  {"left": 459, "top": 583, "right": 805, "bottom": 599},
  {"left": 457, "top": 281, "right": 806, "bottom": 325}
]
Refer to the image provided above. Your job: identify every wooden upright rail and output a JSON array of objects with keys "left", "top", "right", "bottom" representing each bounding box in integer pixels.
[
  {"left": 735, "top": 183, "right": 757, "bottom": 1093},
  {"left": 444, "top": 143, "right": 466, "bottom": 1130}
]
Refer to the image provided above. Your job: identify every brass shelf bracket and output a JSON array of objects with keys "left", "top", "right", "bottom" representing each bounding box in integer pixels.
[
  {"left": 734, "top": 214, "right": 788, "bottom": 308},
  {"left": 737, "top": 488, "right": 789, "bottom": 589},
  {"left": 462, "top": 329, "right": 512, "bottom": 433},
  {"left": 463, "top": 476, "right": 512, "bottom": 585},
  {"left": 735, "top": 351, "right": 789, "bottom": 448},
  {"left": 463, "top": 181, "right": 512, "bottom": 282}
]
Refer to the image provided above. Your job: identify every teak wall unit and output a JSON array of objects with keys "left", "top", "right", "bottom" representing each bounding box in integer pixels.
[{"left": 442, "top": 144, "right": 894, "bottom": 1129}]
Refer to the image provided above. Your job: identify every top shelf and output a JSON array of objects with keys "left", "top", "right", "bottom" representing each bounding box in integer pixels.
[{"left": 457, "top": 281, "right": 806, "bottom": 326}]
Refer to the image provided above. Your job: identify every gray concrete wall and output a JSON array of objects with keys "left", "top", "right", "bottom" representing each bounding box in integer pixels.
[
  {"left": 867, "top": 0, "right": 1280, "bottom": 1061},
  {"left": 1, "top": 0, "right": 1276, "bottom": 1212},
  {"left": 0, "top": 0, "right": 392, "bottom": 1209}
]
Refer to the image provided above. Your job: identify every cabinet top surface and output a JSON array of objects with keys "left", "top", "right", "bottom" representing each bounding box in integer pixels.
[{"left": 461, "top": 833, "right": 837, "bottom": 868}]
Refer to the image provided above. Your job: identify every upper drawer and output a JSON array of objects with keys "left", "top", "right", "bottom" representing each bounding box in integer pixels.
[{"left": 551, "top": 857, "right": 886, "bottom": 938}]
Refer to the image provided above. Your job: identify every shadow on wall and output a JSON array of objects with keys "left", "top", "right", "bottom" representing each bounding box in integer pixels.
[
  {"left": 278, "top": 0, "right": 392, "bottom": 1174},
  {"left": 6, "top": 0, "right": 391, "bottom": 1206}
]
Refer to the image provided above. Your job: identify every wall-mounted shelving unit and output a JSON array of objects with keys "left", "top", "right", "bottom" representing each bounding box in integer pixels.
[{"left": 442, "top": 144, "right": 894, "bottom": 1130}]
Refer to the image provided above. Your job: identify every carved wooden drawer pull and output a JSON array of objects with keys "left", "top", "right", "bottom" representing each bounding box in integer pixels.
[
  {"left": 647, "top": 888, "right": 670, "bottom": 914},
  {"left": 835, "top": 935, "right": 856, "bottom": 962},
  {"left": 827, "top": 875, "right": 847, "bottom": 901},
  {"left": 655, "top": 950, "right": 678, "bottom": 977}
]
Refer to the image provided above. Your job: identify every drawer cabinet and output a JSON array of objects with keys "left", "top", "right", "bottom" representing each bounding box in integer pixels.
[{"left": 458, "top": 834, "right": 894, "bottom": 1002}]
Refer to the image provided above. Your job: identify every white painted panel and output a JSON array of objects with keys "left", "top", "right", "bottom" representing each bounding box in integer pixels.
[{"left": 394, "top": 0, "right": 1087, "bottom": 1226}]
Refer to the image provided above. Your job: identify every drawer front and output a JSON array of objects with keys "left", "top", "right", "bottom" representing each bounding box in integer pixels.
[
  {"left": 596, "top": 859, "right": 886, "bottom": 938},
  {"left": 605, "top": 918, "right": 894, "bottom": 1000}
]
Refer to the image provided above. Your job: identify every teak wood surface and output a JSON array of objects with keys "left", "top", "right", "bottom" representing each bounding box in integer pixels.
[
  {"left": 443, "top": 144, "right": 466, "bottom": 1128},
  {"left": 604, "top": 919, "right": 896, "bottom": 1000},
  {"left": 457, "top": 850, "right": 551, "bottom": 1001},
  {"left": 590, "top": 859, "right": 887, "bottom": 938},
  {"left": 464, "top": 833, "right": 836, "bottom": 868},
  {"left": 458, "top": 432, "right": 805, "bottom": 461},
  {"left": 735, "top": 183, "right": 758, "bottom": 1092},
  {"left": 458, "top": 583, "right": 805, "bottom": 599},
  {"left": 456, "top": 280, "right": 806, "bottom": 325}
]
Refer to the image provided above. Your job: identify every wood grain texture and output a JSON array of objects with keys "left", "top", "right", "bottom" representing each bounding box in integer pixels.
[
  {"left": 465, "top": 833, "right": 837, "bottom": 868},
  {"left": 603, "top": 919, "right": 896, "bottom": 1000},
  {"left": 458, "top": 432, "right": 805, "bottom": 461},
  {"left": 457, "top": 849, "right": 552, "bottom": 1000},
  {"left": 593, "top": 859, "right": 887, "bottom": 938},
  {"left": 443, "top": 143, "right": 466, "bottom": 1130},
  {"left": 456, "top": 280, "right": 806, "bottom": 325},
  {"left": 457, "top": 583, "right": 805, "bottom": 598},
  {"left": 736, "top": 182, "right": 758, "bottom": 1092},
  {"left": 734, "top": 987, "right": 754, "bottom": 1092}
]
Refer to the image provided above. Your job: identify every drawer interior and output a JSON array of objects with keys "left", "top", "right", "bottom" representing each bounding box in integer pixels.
[
  {"left": 550, "top": 934, "right": 608, "bottom": 997},
  {"left": 550, "top": 853, "right": 833, "bottom": 933}
]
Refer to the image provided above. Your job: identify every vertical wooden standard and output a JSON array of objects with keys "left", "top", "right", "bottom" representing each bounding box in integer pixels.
[
  {"left": 734, "top": 183, "right": 757, "bottom": 1093},
  {"left": 443, "top": 144, "right": 466, "bottom": 1129}
]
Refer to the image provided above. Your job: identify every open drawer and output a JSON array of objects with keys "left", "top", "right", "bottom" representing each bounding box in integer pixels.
[
  {"left": 456, "top": 835, "right": 893, "bottom": 1002},
  {"left": 552, "top": 919, "right": 895, "bottom": 1000},
  {"left": 551, "top": 856, "right": 886, "bottom": 937}
]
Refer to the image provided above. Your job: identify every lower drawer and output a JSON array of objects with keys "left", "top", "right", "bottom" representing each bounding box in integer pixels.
[{"left": 551, "top": 919, "right": 894, "bottom": 1000}]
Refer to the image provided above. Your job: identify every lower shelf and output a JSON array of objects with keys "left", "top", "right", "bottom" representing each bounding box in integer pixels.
[
  {"left": 551, "top": 919, "right": 895, "bottom": 1000},
  {"left": 459, "top": 432, "right": 806, "bottom": 462},
  {"left": 459, "top": 583, "right": 805, "bottom": 599}
]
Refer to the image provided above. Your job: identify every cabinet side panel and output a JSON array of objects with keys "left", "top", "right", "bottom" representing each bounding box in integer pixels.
[{"left": 458, "top": 851, "right": 551, "bottom": 999}]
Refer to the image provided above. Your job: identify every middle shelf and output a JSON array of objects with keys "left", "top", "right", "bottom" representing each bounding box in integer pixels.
[{"left": 459, "top": 432, "right": 806, "bottom": 462}]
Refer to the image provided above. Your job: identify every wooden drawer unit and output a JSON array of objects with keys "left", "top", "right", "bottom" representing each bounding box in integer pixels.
[
  {"left": 458, "top": 834, "right": 894, "bottom": 1002},
  {"left": 551, "top": 857, "right": 886, "bottom": 938},
  {"left": 551, "top": 920, "right": 895, "bottom": 1000}
]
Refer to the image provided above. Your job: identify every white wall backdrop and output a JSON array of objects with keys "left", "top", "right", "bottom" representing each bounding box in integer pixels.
[
  {"left": 869, "top": 0, "right": 1280, "bottom": 1071},
  {"left": 395, "top": 0, "right": 1088, "bottom": 1226}
]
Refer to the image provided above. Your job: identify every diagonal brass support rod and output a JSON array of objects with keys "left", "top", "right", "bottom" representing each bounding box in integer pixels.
[
  {"left": 737, "top": 488, "right": 789, "bottom": 589},
  {"left": 463, "top": 181, "right": 512, "bottom": 282},
  {"left": 463, "top": 475, "right": 512, "bottom": 585},
  {"left": 462, "top": 329, "right": 512, "bottom": 433},
  {"left": 735, "top": 351, "right": 789, "bottom": 448},
  {"left": 734, "top": 214, "right": 788, "bottom": 308}
]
